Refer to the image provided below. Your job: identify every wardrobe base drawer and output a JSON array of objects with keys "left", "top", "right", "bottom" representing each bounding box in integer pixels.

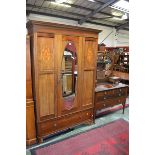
[{"left": 39, "top": 109, "right": 94, "bottom": 138}]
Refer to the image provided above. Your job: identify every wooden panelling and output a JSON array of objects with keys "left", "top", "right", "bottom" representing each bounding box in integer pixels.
[
  {"left": 38, "top": 36, "right": 54, "bottom": 71},
  {"left": 26, "top": 36, "right": 32, "bottom": 81},
  {"left": 82, "top": 37, "right": 97, "bottom": 109},
  {"left": 84, "top": 39, "right": 96, "bottom": 68},
  {"left": 82, "top": 71, "right": 94, "bottom": 107},
  {"left": 26, "top": 36, "right": 36, "bottom": 145},
  {"left": 26, "top": 36, "right": 33, "bottom": 99},
  {"left": 26, "top": 101, "right": 36, "bottom": 145},
  {"left": 39, "top": 74, "right": 55, "bottom": 117},
  {"left": 26, "top": 81, "right": 33, "bottom": 100}
]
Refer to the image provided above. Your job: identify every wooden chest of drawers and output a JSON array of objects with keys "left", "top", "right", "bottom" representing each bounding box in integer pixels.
[
  {"left": 95, "top": 83, "right": 128, "bottom": 115},
  {"left": 38, "top": 108, "right": 94, "bottom": 139}
]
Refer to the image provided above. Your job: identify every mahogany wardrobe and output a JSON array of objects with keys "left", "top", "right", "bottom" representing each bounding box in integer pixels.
[{"left": 26, "top": 20, "right": 101, "bottom": 143}]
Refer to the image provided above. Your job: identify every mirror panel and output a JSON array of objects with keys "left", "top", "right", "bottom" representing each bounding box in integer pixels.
[
  {"left": 61, "top": 42, "right": 78, "bottom": 110},
  {"left": 104, "top": 55, "right": 112, "bottom": 77}
]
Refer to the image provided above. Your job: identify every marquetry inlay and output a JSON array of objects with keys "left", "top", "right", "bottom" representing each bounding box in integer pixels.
[
  {"left": 84, "top": 39, "right": 96, "bottom": 68},
  {"left": 40, "top": 45, "right": 51, "bottom": 62},
  {"left": 87, "top": 48, "right": 93, "bottom": 63},
  {"left": 38, "top": 37, "right": 54, "bottom": 71}
]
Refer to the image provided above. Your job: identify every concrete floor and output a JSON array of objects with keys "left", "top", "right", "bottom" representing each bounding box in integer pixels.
[{"left": 26, "top": 104, "right": 129, "bottom": 155}]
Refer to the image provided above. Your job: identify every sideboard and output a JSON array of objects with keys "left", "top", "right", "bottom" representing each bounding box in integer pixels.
[{"left": 95, "top": 83, "right": 128, "bottom": 114}]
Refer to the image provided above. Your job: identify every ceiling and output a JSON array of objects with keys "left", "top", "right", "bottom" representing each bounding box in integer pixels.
[{"left": 26, "top": 0, "right": 129, "bottom": 31}]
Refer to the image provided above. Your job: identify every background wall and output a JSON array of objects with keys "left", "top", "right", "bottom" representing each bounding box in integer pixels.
[{"left": 27, "top": 14, "right": 129, "bottom": 47}]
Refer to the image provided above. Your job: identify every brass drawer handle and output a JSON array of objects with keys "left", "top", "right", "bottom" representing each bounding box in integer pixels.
[
  {"left": 54, "top": 123, "right": 57, "bottom": 127},
  {"left": 86, "top": 113, "right": 89, "bottom": 116},
  {"left": 92, "top": 114, "right": 93, "bottom": 117}
]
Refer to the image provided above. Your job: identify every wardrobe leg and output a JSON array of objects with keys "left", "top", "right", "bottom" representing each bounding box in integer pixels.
[
  {"left": 38, "top": 137, "right": 43, "bottom": 144},
  {"left": 122, "top": 102, "right": 125, "bottom": 114}
]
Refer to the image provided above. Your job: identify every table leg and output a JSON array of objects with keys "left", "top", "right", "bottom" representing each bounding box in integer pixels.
[{"left": 122, "top": 102, "right": 125, "bottom": 114}]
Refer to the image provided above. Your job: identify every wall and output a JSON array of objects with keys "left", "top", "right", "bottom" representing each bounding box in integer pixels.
[{"left": 27, "top": 14, "right": 129, "bottom": 47}]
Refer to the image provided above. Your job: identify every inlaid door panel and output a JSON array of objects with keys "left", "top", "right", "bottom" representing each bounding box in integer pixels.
[
  {"left": 35, "top": 33, "right": 56, "bottom": 120},
  {"left": 38, "top": 36, "right": 54, "bottom": 71},
  {"left": 84, "top": 38, "right": 97, "bottom": 69},
  {"left": 82, "top": 70, "right": 94, "bottom": 107},
  {"left": 39, "top": 74, "right": 54, "bottom": 117},
  {"left": 82, "top": 37, "right": 97, "bottom": 109}
]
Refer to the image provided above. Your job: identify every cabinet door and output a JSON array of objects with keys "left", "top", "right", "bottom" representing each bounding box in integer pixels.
[
  {"left": 33, "top": 33, "right": 56, "bottom": 121},
  {"left": 57, "top": 36, "right": 82, "bottom": 115},
  {"left": 82, "top": 37, "right": 97, "bottom": 109}
]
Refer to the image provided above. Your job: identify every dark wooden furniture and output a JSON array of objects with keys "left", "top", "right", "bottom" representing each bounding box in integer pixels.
[
  {"left": 103, "top": 46, "right": 129, "bottom": 73},
  {"left": 112, "top": 71, "right": 129, "bottom": 85},
  {"left": 95, "top": 83, "right": 128, "bottom": 114},
  {"left": 96, "top": 51, "right": 114, "bottom": 83},
  {"left": 114, "top": 53, "right": 129, "bottom": 72},
  {"left": 27, "top": 20, "right": 100, "bottom": 143},
  {"left": 26, "top": 35, "right": 37, "bottom": 145}
]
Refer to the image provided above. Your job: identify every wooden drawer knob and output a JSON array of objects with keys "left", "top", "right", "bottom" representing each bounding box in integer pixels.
[
  {"left": 104, "top": 104, "right": 106, "bottom": 106},
  {"left": 104, "top": 92, "right": 107, "bottom": 94},
  {"left": 86, "top": 113, "right": 89, "bottom": 116}
]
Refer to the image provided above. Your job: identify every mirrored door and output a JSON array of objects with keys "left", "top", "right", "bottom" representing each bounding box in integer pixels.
[{"left": 61, "top": 41, "right": 78, "bottom": 110}]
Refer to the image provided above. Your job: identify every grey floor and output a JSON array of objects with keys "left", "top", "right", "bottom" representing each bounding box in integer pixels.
[{"left": 26, "top": 102, "right": 129, "bottom": 155}]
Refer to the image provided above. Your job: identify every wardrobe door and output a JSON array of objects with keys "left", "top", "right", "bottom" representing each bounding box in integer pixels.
[
  {"left": 34, "top": 33, "right": 57, "bottom": 121},
  {"left": 82, "top": 37, "right": 97, "bottom": 109},
  {"left": 58, "top": 36, "right": 82, "bottom": 115}
]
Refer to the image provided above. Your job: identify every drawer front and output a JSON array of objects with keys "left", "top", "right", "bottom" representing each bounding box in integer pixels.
[
  {"left": 39, "top": 110, "right": 94, "bottom": 137},
  {"left": 57, "top": 113, "right": 82, "bottom": 130},
  {"left": 95, "top": 90, "right": 114, "bottom": 102},
  {"left": 95, "top": 87, "right": 128, "bottom": 102},
  {"left": 40, "top": 119, "right": 58, "bottom": 136},
  {"left": 58, "top": 109, "right": 93, "bottom": 129},
  {"left": 95, "top": 97, "right": 126, "bottom": 111},
  {"left": 95, "top": 100, "right": 113, "bottom": 110},
  {"left": 114, "top": 87, "right": 127, "bottom": 96},
  {"left": 113, "top": 97, "right": 126, "bottom": 105},
  {"left": 81, "top": 109, "right": 94, "bottom": 121}
]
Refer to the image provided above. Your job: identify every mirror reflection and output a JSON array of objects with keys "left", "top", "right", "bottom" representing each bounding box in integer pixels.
[
  {"left": 104, "top": 56, "right": 112, "bottom": 69},
  {"left": 104, "top": 55, "right": 112, "bottom": 77},
  {"left": 61, "top": 42, "right": 78, "bottom": 110}
]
